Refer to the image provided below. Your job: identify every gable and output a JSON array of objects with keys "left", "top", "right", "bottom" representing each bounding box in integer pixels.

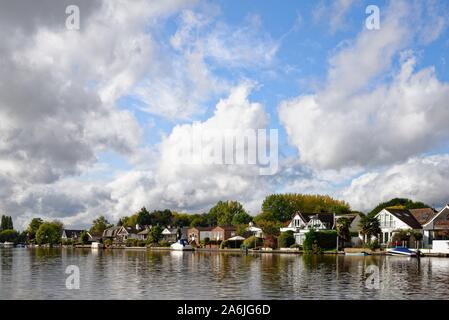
[{"left": 424, "top": 205, "right": 449, "bottom": 229}]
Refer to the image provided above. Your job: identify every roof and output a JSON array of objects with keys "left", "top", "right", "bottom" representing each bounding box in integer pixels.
[
  {"left": 102, "top": 226, "right": 122, "bottom": 238},
  {"left": 284, "top": 212, "right": 334, "bottom": 228},
  {"left": 212, "top": 226, "right": 236, "bottom": 231},
  {"left": 63, "top": 229, "right": 84, "bottom": 238},
  {"left": 189, "top": 227, "right": 214, "bottom": 232},
  {"left": 409, "top": 208, "right": 437, "bottom": 225},
  {"left": 384, "top": 208, "right": 422, "bottom": 229}
]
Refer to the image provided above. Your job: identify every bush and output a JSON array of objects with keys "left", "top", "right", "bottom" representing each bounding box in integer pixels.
[
  {"left": 278, "top": 231, "right": 295, "bottom": 248},
  {"left": 315, "top": 230, "right": 337, "bottom": 250},
  {"left": 126, "top": 238, "right": 138, "bottom": 247},
  {"left": 264, "top": 235, "right": 277, "bottom": 249},
  {"left": 366, "top": 239, "right": 380, "bottom": 251},
  {"left": 158, "top": 240, "right": 171, "bottom": 247},
  {"left": 220, "top": 239, "right": 243, "bottom": 249},
  {"left": 103, "top": 239, "right": 112, "bottom": 246},
  {"left": 62, "top": 239, "right": 74, "bottom": 246},
  {"left": 243, "top": 236, "right": 263, "bottom": 249},
  {"left": 0, "top": 229, "right": 19, "bottom": 244}
]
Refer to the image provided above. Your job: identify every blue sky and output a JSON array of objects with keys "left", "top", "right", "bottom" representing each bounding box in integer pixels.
[{"left": 1, "top": 0, "right": 449, "bottom": 228}]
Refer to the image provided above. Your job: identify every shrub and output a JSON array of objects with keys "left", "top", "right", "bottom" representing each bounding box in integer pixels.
[
  {"left": 315, "top": 230, "right": 337, "bottom": 250},
  {"left": 243, "top": 236, "right": 263, "bottom": 249},
  {"left": 220, "top": 239, "right": 243, "bottom": 249},
  {"left": 264, "top": 235, "right": 277, "bottom": 249},
  {"left": 103, "top": 239, "right": 112, "bottom": 246},
  {"left": 159, "top": 240, "right": 171, "bottom": 247},
  {"left": 278, "top": 231, "right": 295, "bottom": 248},
  {"left": 366, "top": 239, "right": 380, "bottom": 250},
  {"left": 126, "top": 239, "right": 138, "bottom": 247}
]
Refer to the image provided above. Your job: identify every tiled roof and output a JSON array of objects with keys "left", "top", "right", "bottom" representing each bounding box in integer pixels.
[
  {"left": 409, "top": 208, "right": 438, "bottom": 225},
  {"left": 385, "top": 209, "right": 422, "bottom": 229}
]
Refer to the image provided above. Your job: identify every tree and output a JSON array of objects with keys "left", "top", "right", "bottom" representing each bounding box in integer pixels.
[
  {"left": 0, "top": 229, "right": 19, "bottom": 244},
  {"left": 1, "top": 215, "right": 13, "bottom": 230},
  {"left": 27, "top": 218, "right": 44, "bottom": 240},
  {"left": 147, "top": 225, "right": 163, "bottom": 244},
  {"left": 368, "top": 198, "right": 430, "bottom": 217},
  {"left": 336, "top": 217, "right": 351, "bottom": 248},
  {"left": 252, "top": 219, "right": 281, "bottom": 236},
  {"left": 90, "top": 216, "right": 112, "bottom": 236},
  {"left": 35, "top": 221, "right": 63, "bottom": 246},
  {"left": 278, "top": 231, "right": 295, "bottom": 248},
  {"left": 231, "top": 211, "right": 252, "bottom": 226},
  {"left": 359, "top": 214, "right": 381, "bottom": 244},
  {"left": 209, "top": 201, "right": 248, "bottom": 226},
  {"left": 136, "top": 207, "right": 151, "bottom": 226},
  {"left": 80, "top": 231, "right": 90, "bottom": 244},
  {"left": 172, "top": 213, "right": 192, "bottom": 227},
  {"left": 151, "top": 209, "right": 173, "bottom": 226},
  {"left": 260, "top": 194, "right": 351, "bottom": 222}
]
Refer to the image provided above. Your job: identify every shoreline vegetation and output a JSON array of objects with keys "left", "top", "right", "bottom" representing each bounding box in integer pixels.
[{"left": 0, "top": 194, "right": 444, "bottom": 255}]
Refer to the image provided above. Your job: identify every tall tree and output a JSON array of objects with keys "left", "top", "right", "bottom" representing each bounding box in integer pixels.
[
  {"left": 260, "top": 194, "right": 351, "bottom": 222},
  {"left": 90, "top": 216, "right": 112, "bottom": 236},
  {"left": 336, "top": 217, "right": 351, "bottom": 249},
  {"left": 368, "top": 198, "right": 430, "bottom": 217},
  {"left": 359, "top": 214, "right": 381, "bottom": 244},
  {"left": 136, "top": 207, "right": 151, "bottom": 226},
  {"left": 27, "top": 218, "right": 44, "bottom": 240},
  {"left": 209, "top": 201, "right": 248, "bottom": 226},
  {"left": 1, "top": 215, "right": 13, "bottom": 230}
]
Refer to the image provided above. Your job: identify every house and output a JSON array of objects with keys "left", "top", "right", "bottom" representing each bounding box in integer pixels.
[
  {"left": 422, "top": 205, "right": 449, "bottom": 246},
  {"left": 162, "top": 227, "right": 179, "bottom": 243},
  {"left": 62, "top": 229, "right": 91, "bottom": 242},
  {"left": 247, "top": 222, "right": 263, "bottom": 238},
  {"left": 375, "top": 208, "right": 423, "bottom": 245},
  {"left": 102, "top": 226, "right": 139, "bottom": 243},
  {"left": 211, "top": 226, "right": 237, "bottom": 241},
  {"left": 188, "top": 227, "right": 213, "bottom": 245},
  {"left": 280, "top": 212, "right": 335, "bottom": 245},
  {"left": 137, "top": 228, "right": 149, "bottom": 241}
]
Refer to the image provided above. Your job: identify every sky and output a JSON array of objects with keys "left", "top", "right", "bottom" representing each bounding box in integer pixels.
[{"left": 1, "top": 0, "right": 449, "bottom": 230}]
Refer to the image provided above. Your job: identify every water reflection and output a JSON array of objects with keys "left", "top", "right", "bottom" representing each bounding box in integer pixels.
[{"left": 1, "top": 248, "right": 449, "bottom": 300}]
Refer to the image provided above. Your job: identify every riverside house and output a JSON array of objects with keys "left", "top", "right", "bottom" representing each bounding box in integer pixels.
[
  {"left": 422, "top": 205, "right": 449, "bottom": 245},
  {"left": 61, "top": 229, "right": 90, "bottom": 242},
  {"left": 211, "top": 226, "right": 237, "bottom": 241},
  {"left": 188, "top": 227, "right": 213, "bottom": 245},
  {"left": 280, "top": 212, "right": 335, "bottom": 245},
  {"left": 102, "top": 226, "right": 139, "bottom": 244},
  {"left": 162, "top": 227, "right": 178, "bottom": 243},
  {"left": 375, "top": 208, "right": 424, "bottom": 245}
]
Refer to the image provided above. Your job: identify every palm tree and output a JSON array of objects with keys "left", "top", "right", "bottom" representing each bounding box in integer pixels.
[
  {"left": 359, "top": 214, "right": 381, "bottom": 244},
  {"left": 336, "top": 217, "right": 351, "bottom": 249}
]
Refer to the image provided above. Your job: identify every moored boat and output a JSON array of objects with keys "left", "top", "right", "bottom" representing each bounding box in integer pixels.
[
  {"left": 3, "top": 242, "right": 14, "bottom": 248},
  {"left": 345, "top": 252, "right": 370, "bottom": 256},
  {"left": 170, "top": 239, "right": 193, "bottom": 251},
  {"left": 387, "top": 247, "right": 417, "bottom": 257}
]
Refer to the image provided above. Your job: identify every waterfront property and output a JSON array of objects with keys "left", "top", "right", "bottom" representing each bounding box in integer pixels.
[
  {"left": 61, "top": 229, "right": 91, "bottom": 242},
  {"left": 188, "top": 227, "right": 213, "bottom": 245},
  {"left": 162, "top": 227, "right": 178, "bottom": 243},
  {"left": 422, "top": 204, "right": 449, "bottom": 245},
  {"left": 211, "top": 226, "right": 237, "bottom": 241},
  {"left": 375, "top": 208, "right": 423, "bottom": 245},
  {"left": 280, "top": 212, "right": 335, "bottom": 245},
  {"left": 102, "top": 226, "right": 140, "bottom": 244}
]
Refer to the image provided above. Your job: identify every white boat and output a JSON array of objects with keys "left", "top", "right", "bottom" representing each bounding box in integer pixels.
[
  {"left": 170, "top": 239, "right": 193, "bottom": 251},
  {"left": 387, "top": 247, "right": 417, "bottom": 257},
  {"left": 3, "top": 242, "right": 14, "bottom": 248},
  {"left": 91, "top": 242, "right": 104, "bottom": 249}
]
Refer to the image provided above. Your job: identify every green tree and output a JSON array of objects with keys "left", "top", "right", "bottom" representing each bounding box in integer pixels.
[
  {"left": 278, "top": 231, "right": 295, "bottom": 248},
  {"left": 260, "top": 194, "right": 351, "bottom": 222},
  {"left": 368, "top": 198, "right": 430, "bottom": 217},
  {"left": 0, "top": 229, "right": 19, "bottom": 244},
  {"left": 252, "top": 219, "right": 281, "bottom": 236},
  {"left": 151, "top": 209, "right": 173, "bottom": 226},
  {"left": 209, "top": 201, "right": 248, "bottom": 226},
  {"left": 90, "top": 216, "right": 112, "bottom": 236},
  {"left": 136, "top": 207, "right": 152, "bottom": 226},
  {"left": 27, "top": 218, "right": 44, "bottom": 241},
  {"left": 172, "top": 212, "right": 192, "bottom": 227},
  {"left": 231, "top": 210, "right": 253, "bottom": 226},
  {"left": 80, "top": 231, "right": 90, "bottom": 244},
  {"left": 359, "top": 214, "right": 381, "bottom": 244},
  {"left": 35, "top": 221, "right": 63, "bottom": 246},
  {"left": 336, "top": 217, "right": 351, "bottom": 249},
  {"left": 147, "top": 225, "right": 163, "bottom": 244},
  {"left": 1, "top": 215, "right": 13, "bottom": 230}
]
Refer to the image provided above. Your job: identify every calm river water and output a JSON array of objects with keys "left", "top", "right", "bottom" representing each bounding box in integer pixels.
[{"left": 1, "top": 248, "right": 449, "bottom": 299}]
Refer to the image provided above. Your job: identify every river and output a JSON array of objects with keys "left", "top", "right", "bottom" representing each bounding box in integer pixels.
[{"left": 1, "top": 248, "right": 448, "bottom": 299}]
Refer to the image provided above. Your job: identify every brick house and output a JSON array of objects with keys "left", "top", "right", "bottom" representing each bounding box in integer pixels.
[{"left": 211, "top": 226, "right": 237, "bottom": 241}]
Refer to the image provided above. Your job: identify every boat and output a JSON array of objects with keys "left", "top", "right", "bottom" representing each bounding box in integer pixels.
[
  {"left": 91, "top": 242, "right": 104, "bottom": 249},
  {"left": 3, "top": 242, "right": 14, "bottom": 248},
  {"left": 387, "top": 247, "right": 417, "bottom": 257},
  {"left": 170, "top": 239, "right": 193, "bottom": 251},
  {"left": 345, "top": 252, "right": 370, "bottom": 256}
]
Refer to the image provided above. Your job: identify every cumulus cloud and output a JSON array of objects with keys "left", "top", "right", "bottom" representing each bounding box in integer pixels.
[
  {"left": 279, "top": 0, "right": 449, "bottom": 170},
  {"left": 340, "top": 155, "right": 449, "bottom": 212}
]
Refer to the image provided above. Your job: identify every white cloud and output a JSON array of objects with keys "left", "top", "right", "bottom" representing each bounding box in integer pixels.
[
  {"left": 279, "top": 1, "right": 449, "bottom": 170},
  {"left": 340, "top": 155, "right": 449, "bottom": 212}
]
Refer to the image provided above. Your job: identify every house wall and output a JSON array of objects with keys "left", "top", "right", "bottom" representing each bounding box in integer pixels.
[{"left": 376, "top": 209, "right": 423, "bottom": 244}]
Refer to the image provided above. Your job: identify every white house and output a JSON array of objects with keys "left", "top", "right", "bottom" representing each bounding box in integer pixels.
[
  {"left": 280, "top": 212, "right": 334, "bottom": 245},
  {"left": 247, "top": 222, "right": 263, "bottom": 238},
  {"left": 375, "top": 208, "right": 423, "bottom": 245},
  {"left": 422, "top": 205, "right": 449, "bottom": 246}
]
